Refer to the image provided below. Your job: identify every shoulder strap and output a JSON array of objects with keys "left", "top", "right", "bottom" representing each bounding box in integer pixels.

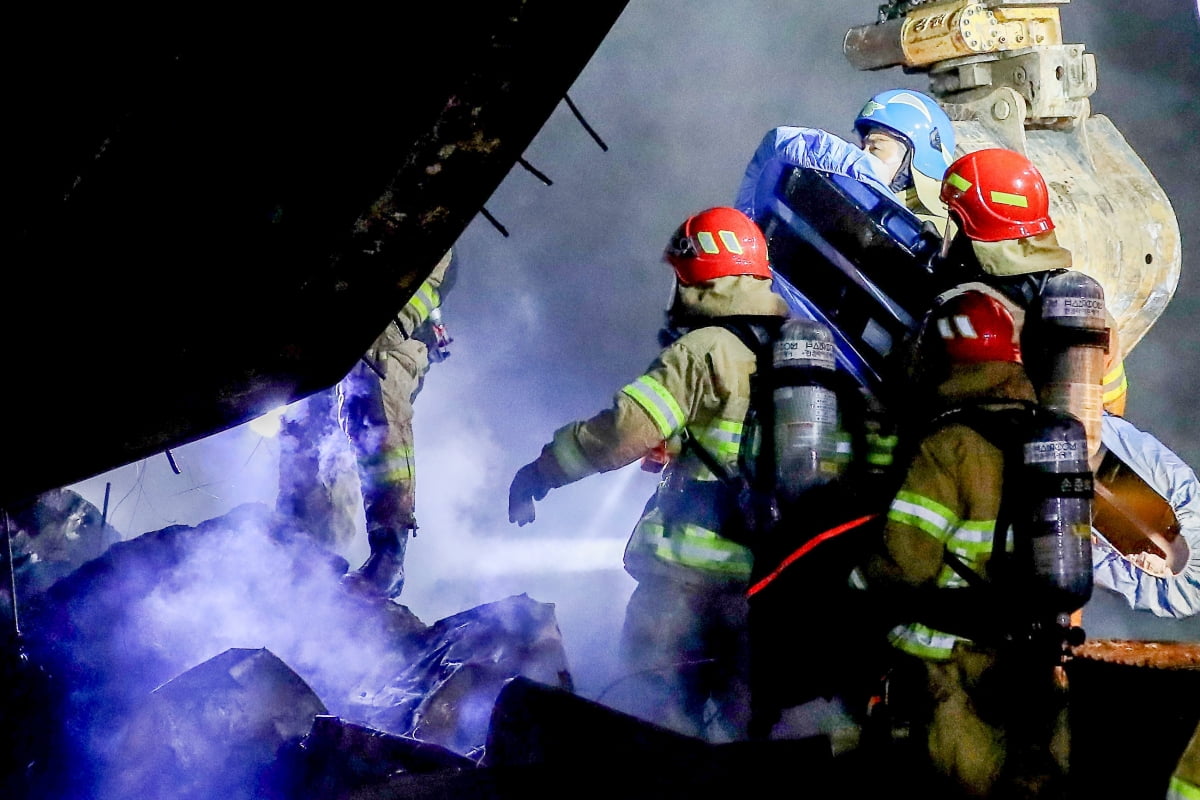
[
  {"left": 713, "top": 315, "right": 784, "bottom": 360},
  {"left": 676, "top": 316, "right": 780, "bottom": 486}
]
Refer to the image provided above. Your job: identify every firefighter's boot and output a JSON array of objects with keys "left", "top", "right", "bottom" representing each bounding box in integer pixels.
[{"left": 342, "top": 525, "right": 410, "bottom": 599}]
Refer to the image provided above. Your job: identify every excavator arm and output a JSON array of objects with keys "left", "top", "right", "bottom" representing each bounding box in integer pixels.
[{"left": 844, "top": 0, "right": 1181, "bottom": 356}]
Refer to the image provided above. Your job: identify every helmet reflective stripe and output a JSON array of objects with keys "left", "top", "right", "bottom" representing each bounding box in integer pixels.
[
  {"left": 946, "top": 172, "right": 972, "bottom": 192},
  {"left": 622, "top": 375, "right": 686, "bottom": 439},
  {"left": 990, "top": 190, "right": 1029, "bottom": 208},
  {"left": 718, "top": 230, "right": 744, "bottom": 254},
  {"left": 938, "top": 314, "right": 980, "bottom": 342},
  {"left": 693, "top": 229, "right": 745, "bottom": 256}
]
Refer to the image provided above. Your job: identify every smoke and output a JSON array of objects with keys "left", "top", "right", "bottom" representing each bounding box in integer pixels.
[{"left": 52, "top": 0, "right": 1200, "bottom": 735}]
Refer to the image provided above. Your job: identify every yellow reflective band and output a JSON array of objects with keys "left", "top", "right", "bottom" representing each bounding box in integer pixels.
[
  {"left": 718, "top": 230, "right": 744, "bottom": 255},
  {"left": 694, "top": 419, "right": 743, "bottom": 458},
  {"left": 551, "top": 426, "right": 594, "bottom": 482},
  {"left": 1168, "top": 775, "right": 1200, "bottom": 800},
  {"left": 696, "top": 231, "right": 719, "bottom": 254},
  {"left": 889, "top": 622, "right": 957, "bottom": 660},
  {"left": 1102, "top": 374, "right": 1129, "bottom": 404},
  {"left": 946, "top": 172, "right": 972, "bottom": 192},
  {"left": 363, "top": 446, "right": 416, "bottom": 484},
  {"left": 1103, "top": 361, "right": 1125, "bottom": 386},
  {"left": 404, "top": 278, "right": 440, "bottom": 323},
  {"left": 990, "top": 190, "right": 1029, "bottom": 208},
  {"left": 622, "top": 376, "right": 686, "bottom": 439},
  {"left": 653, "top": 524, "right": 753, "bottom": 575},
  {"left": 889, "top": 490, "right": 958, "bottom": 541}
]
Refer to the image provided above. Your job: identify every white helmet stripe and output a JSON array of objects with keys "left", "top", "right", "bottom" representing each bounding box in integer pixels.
[
  {"left": 890, "top": 91, "right": 935, "bottom": 123},
  {"left": 953, "top": 315, "right": 979, "bottom": 339}
]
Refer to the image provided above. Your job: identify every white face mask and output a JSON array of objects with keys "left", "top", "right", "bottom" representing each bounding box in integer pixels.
[{"left": 861, "top": 130, "right": 910, "bottom": 185}]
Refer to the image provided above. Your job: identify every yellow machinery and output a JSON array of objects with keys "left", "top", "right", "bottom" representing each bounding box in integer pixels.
[{"left": 845, "top": 0, "right": 1181, "bottom": 355}]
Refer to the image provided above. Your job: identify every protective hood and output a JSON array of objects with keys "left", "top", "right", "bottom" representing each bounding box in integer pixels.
[
  {"left": 932, "top": 360, "right": 1037, "bottom": 407},
  {"left": 971, "top": 230, "right": 1072, "bottom": 277},
  {"left": 668, "top": 274, "right": 790, "bottom": 323}
]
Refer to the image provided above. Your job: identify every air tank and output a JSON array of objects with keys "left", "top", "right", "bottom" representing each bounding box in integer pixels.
[
  {"left": 771, "top": 318, "right": 843, "bottom": 505},
  {"left": 1034, "top": 270, "right": 1108, "bottom": 463},
  {"left": 1017, "top": 409, "right": 1094, "bottom": 616}
]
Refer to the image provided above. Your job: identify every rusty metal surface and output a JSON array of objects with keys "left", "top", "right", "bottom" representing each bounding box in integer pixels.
[{"left": 1073, "top": 638, "right": 1200, "bottom": 669}]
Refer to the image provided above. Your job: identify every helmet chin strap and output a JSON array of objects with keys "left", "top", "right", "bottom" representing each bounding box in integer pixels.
[{"left": 888, "top": 149, "right": 913, "bottom": 194}]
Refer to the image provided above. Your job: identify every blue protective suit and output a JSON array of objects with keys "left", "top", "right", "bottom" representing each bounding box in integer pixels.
[
  {"left": 734, "top": 126, "right": 895, "bottom": 223},
  {"left": 1092, "top": 413, "right": 1200, "bottom": 618}
]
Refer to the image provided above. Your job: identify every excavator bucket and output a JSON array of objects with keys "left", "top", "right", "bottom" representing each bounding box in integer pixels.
[
  {"left": 844, "top": 0, "right": 1181, "bottom": 356},
  {"left": 947, "top": 100, "right": 1180, "bottom": 357}
]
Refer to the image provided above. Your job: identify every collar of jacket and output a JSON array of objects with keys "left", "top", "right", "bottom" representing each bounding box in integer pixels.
[
  {"left": 933, "top": 361, "right": 1037, "bottom": 408},
  {"left": 669, "top": 274, "right": 790, "bottom": 322}
]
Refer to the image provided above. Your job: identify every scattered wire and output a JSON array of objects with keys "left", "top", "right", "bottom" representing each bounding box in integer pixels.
[
  {"left": 517, "top": 157, "right": 553, "bottom": 186},
  {"left": 563, "top": 93, "right": 608, "bottom": 152},
  {"left": 479, "top": 207, "right": 510, "bottom": 237}
]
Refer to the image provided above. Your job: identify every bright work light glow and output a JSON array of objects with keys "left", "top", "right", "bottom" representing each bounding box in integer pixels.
[{"left": 248, "top": 406, "right": 286, "bottom": 438}]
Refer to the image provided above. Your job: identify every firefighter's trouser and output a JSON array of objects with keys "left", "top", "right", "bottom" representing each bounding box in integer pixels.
[
  {"left": 885, "top": 643, "right": 1070, "bottom": 799},
  {"left": 610, "top": 573, "right": 752, "bottom": 743}
]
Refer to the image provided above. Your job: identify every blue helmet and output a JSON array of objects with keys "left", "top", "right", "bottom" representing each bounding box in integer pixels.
[{"left": 853, "top": 89, "right": 955, "bottom": 182}]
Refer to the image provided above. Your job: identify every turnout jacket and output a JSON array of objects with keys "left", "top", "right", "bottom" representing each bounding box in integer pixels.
[
  {"left": 533, "top": 275, "right": 790, "bottom": 586},
  {"left": 864, "top": 361, "right": 1038, "bottom": 660}
]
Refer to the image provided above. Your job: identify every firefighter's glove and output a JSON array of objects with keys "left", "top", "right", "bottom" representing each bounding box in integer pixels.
[{"left": 509, "top": 461, "right": 551, "bottom": 526}]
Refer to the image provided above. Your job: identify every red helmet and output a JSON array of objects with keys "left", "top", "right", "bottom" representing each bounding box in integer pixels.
[
  {"left": 928, "top": 291, "right": 1022, "bottom": 364},
  {"left": 940, "top": 148, "right": 1054, "bottom": 242},
  {"left": 664, "top": 206, "right": 771, "bottom": 285}
]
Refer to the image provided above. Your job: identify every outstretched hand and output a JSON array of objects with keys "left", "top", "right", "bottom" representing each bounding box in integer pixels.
[{"left": 508, "top": 461, "right": 550, "bottom": 526}]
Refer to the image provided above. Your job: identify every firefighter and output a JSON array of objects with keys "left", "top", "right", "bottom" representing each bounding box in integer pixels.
[
  {"left": 335, "top": 248, "right": 456, "bottom": 599},
  {"left": 859, "top": 290, "right": 1072, "bottom": 799},
  {"left": 277, "top": 249, "right": 456, "bottom": 599},
  {"left": 507, "top": 206, "right": 790, "bottom": 743},
  {"left": 853, "top": 88, "right": 957, "bottom": 225},
  {"left": 934, "top": 147, "right": 1128, "bottom": 421},
  {"left": 735, "top": 88, "right": 956, "bottom": 228}
]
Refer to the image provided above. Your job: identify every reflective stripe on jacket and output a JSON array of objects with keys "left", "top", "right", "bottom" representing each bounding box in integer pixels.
[
  {"left": 866, "top": 361, "right": 1037, "bottom": 660},
  {"left": 536, "top": 275, "right": 789, "bottom": 585}
]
